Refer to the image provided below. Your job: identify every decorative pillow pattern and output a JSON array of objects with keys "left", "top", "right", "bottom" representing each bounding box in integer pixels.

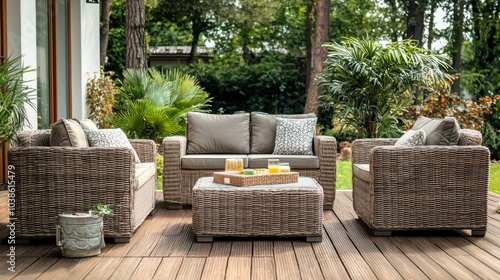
[
  {"left": 16, "top": 130, "right": 51, "bottom": 147},
  {"left": 273, "top": 117, "right": 317, "bottom": 155},
  {"left": 186, "top": 112, "right": 251, "bottom": 154},
  {"left": 50, "top": 119, "right": 89, "bottom": 147},
  {"left": 458, "top": 129, "right": 482, "bottom": 146},
  {"left": 394, "top": 129, "right": 426, "bottom": 147},
  {"left": 85, "top": 129, "right": 141, "bottom": 163},
  {"left": 411, "top": 116, "right": 460, "bottom": 145},
  {"left": 250, "top": 112, "right": 317, "bottom": 154}
]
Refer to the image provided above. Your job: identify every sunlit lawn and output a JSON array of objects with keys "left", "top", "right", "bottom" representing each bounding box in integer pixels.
[{"left": 336, "top": 161, "right": 500, "bottom": 194}]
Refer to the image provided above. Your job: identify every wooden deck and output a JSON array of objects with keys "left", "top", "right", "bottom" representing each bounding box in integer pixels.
[{"left": 1, "top": 190, "right": 500, "bottom": 279}]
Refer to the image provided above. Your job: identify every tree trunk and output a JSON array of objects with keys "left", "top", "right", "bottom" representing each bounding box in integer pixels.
[
  {"left": 451, "top": 0, "right": 464, "bottom": 94},
  {"left": 188, "top": 31, "right": 200, "bottom": 64},
  {"left": 406, "top": 0, "right": 426, "bottom": 46},
  {"left": 305, "top": 0, "right": 314, "bottom": 92},
  {"left": 100, "top": 0, "right": 112, "bottom": 67},
  {"left": 427, "top": 1, "right": 436, "bottom": 49},
  {"left": 304, "top": 0, "right": 329, "bottom": 114},
  {"left": 126, "top": 0, "right": 147, "bottom": 70}
]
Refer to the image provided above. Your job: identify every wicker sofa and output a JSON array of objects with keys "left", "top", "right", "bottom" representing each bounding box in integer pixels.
[
  {"left": 163, "top": 112, "right": 337, "bottom": 209},
  {"left": 8, "top": 129, "right": 157, "bottom": 242},
  {"left": 352, "top": 117, "right": 490, "bottom": 236}
]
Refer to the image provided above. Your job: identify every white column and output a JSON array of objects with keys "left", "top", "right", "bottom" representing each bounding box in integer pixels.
[
  {"left": 6, "top": 0, "right": 38, "bottom": 130},
  {"left": 71, "top": 1, "right": 100, "bottom": 119}
]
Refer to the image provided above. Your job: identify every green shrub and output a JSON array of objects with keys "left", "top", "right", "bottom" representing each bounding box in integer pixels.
[
  {"left": 86, "top": 68, "right": 117, "bottom": 128},
  {"left": 482, "top": 122, "right": 500, "bottom": 160},
  {"left": 180, "top": 52, "right": 307, "bottom": 115}
]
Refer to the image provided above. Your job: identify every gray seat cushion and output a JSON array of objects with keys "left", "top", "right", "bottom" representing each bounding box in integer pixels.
[
  {"left": 186, "top": 112, "right": 251, "bottom": 154},
  {"left": 247, "top": 154, "right": 319, "bottom": 169},
  {"left": 135, "top": 162, "right": 156, "bottom": 190},
  {"left": 353, "top": 164, "right": 370, "bottom": 182},
  {"left": 250, "top": 112, "right": 316, "bottom": 154},
  {"left": 182, "top": 154, "right": 249, "bottom": 170}
]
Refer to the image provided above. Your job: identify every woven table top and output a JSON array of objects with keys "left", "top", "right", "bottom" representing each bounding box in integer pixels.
[{"left": 194, "top": 176, "right": 322, "bottom": 192}]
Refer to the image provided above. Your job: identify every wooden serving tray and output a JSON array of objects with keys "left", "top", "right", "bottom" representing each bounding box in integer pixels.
[{"left": 213, "top": 172, "right": 299, "bottom": 187}]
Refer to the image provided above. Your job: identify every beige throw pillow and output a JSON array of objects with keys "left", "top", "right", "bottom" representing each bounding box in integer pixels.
[
  {"left": 411, "top": 116, "right": 460, "bottom": 145},
  {"left": 50, "top": 119, "right": 89, "bottom": 147}
]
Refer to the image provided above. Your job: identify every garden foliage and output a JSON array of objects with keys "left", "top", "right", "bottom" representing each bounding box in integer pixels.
[{"left": 86, "top": 68, "right": 117, "bottom": 128}]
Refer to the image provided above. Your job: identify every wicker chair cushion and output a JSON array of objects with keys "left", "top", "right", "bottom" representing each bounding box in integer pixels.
[
  {"left": 248, "top": 154, "right": 319, "bottom": 169},
  {"left": 186, "top": 112, "right": 251, "bottom": 154},
  {"left": 394, "top": 129, "right": 426, "bottom": 147},
  {"left": 75, "top": 118, "right": 99, "bottom": 130},
  {"left": 182, "top": 154, "right": 249, "bottom": 170},
  {"left": 85, "top": 128, "right": 141, "bottom": 163},
  {"left": 250, "top": 112, "right": 316, "bottom": 154},
  {"left": 352, "top": 164, "right": 370, "bottom": 182},
  {"left": 50, "top": 119, "right": 89, "bottom": 147},
  {"left": 412, "top": 116, "right": 460, "bottom": 145},
  {"left": 458, "top": 129, "right": 482, "bottom": 146},
  {"left": 273, "top": 117, "right": 317, "bottom": 155},
  {"left": 135, "top": 162, "right": 156, "bottom": 190}
]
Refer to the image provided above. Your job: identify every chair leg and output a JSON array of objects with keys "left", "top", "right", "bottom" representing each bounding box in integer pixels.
[
  {"left": 306, "top": 236, "right": 322, "bottom": 242},
  {"left": 197, "top": 236, "right": 213, "bottom": 242},
  {"left": 471, "top": 229, "right": 486, "bottom": 237},
  {"left": 373, "top": 230, "right": 392, "bottom": 237}
]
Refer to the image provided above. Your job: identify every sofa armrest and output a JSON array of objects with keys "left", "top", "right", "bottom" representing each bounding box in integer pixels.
[
  {"left": 314, "top": 135, "right": 337, "bottom": 205},
  {"left": 162, "top": 136, "right": 187, "bottom": 198},
  {"left": 8, "top": 146, "right": 136, "bottom": 238},
  {"left": 129, "top": 139, "right": 157, "bottom": 162},
  {"left": 352, "top": 138, "right": 398, "bottom": 165}
]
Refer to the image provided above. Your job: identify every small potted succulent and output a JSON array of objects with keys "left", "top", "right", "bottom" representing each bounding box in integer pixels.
[{"left": 56, "top": 203, "right": 113, "bottom": 258}]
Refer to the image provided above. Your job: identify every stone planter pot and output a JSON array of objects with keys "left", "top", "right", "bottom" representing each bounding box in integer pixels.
[{"left": 56, "top": 212, "right": 105, "bottom": 258}]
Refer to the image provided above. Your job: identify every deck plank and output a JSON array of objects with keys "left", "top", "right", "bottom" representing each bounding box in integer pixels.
[
  {"left": 253, "top": 240, "right": 274, "bottom": 257},
  {"left": 251, "top": 257, "right": 276, "bottom": 280},
  {"left": 226, "top": 257, "right": 251, "bottom": 280},
  {"left": 130, "top": 257, "right": 163, "bottom": 279},
  {"left": 108, "top": 257, "right": 142, "bottom": 280},
  {"left": 175, "top": 257, "right": 205, "bottom": 280},
  {"left": 200, "top": 256, "right": 227, "bottom": 280},
  {"left": 292, "top": 241, "right": 324, "bottom": 280},
  {"left": 151, "top": 257, "right": 183, "bottom": 280},
  {"left": 273, "top": 241, "right": 301, "bottom": 280},
  {"left": 83, "top": 257, "right": 124, "bottom": 280}
]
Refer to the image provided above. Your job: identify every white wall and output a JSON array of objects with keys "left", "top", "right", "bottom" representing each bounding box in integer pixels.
[
  {"left": 71, "top": 1, "right": 100, "bottom": 119},
  {"left": 6, "top": 0, "right": 38, "bottom": 130},
  {"left": 5, "top": 0, "right": 100, "bottom": 126}
]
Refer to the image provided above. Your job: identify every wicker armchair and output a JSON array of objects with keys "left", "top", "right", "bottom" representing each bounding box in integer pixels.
[
  {"left": 352, "top": 131, "right": 490, "bottom": 237},
  {"left": 8, "top": 130, "right": 157, "bottom": 242}
]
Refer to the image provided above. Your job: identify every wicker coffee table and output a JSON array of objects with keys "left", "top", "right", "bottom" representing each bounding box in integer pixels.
[{"left": 192, "top": 176, "right": 324, "bottom": 242}]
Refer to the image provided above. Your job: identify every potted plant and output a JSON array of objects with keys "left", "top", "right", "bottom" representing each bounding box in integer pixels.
[{"left": 56, "top": 203, "right": 113, "bottom": 258}]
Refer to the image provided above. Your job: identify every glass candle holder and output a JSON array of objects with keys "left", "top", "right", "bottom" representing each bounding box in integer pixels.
[
  {"left": 279, "top": 162, "right": 290, "bottom": 173},
  {"left": 225, "top": 158, "right": 244, "bottom": 173},
  {"left": 268, "top": 159, "right": 280, "bottom": 174}
]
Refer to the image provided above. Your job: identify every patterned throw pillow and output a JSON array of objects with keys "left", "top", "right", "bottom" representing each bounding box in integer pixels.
[
  {"left": 85, "top": 129, "right": 141, "bottom": 163},
  {"left": 273, "top": 117, "right": 317, "bottom": 155},
  {"left": 394, "top": 129, "right": 426, "bottom": 147}
]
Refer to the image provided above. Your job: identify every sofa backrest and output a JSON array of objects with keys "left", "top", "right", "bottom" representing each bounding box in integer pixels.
[
  {"left": 250, "top": 112, "right": 316, "bottom": 154},
  {"left": 186, "top": 112, "right": 251, "bottom": 154}
]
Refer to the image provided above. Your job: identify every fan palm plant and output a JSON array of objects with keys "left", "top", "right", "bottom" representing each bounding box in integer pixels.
[
  {"left": 0, "top": 56, "right": 35, "bottom": 147},
  {"left": 113, "top": 68, "right": 211, "bottom": 141},
  {"left": 317, "top": 37, "right": 453, "bottom": 138}
]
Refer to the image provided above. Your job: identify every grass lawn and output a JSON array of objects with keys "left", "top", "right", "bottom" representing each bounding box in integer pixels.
[{"left": 337, "top": 161, "right": 500, "bottom": 194}]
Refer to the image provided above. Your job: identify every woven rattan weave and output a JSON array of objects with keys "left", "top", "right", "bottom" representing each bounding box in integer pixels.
[{"left": 192, "top": 177, "right": 323, "bottom": 242}]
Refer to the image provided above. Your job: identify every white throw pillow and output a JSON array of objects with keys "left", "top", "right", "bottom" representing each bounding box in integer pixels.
[
  {"left": 394, "top": 129, "right": 426, "bottom": 147},
  {"left": 273, "top": 117, "right": 317, "bottom": 155},
  {"left": 85, "top": 128, "right": 141, "bottom": 163}
]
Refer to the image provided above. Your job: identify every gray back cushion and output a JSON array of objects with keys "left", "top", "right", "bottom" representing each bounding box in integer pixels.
[
  {"left": 50, "top": 119, "right": 89, "bottom": 147},
  {"left": 250, "top": 112, "right": 316, "bottom": 154},
  {"left": 411, "top": 116, "right": 460, "bottom": 145},
  {"left": 186, "top": 112, "right": 250, "bottom": 154}
]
